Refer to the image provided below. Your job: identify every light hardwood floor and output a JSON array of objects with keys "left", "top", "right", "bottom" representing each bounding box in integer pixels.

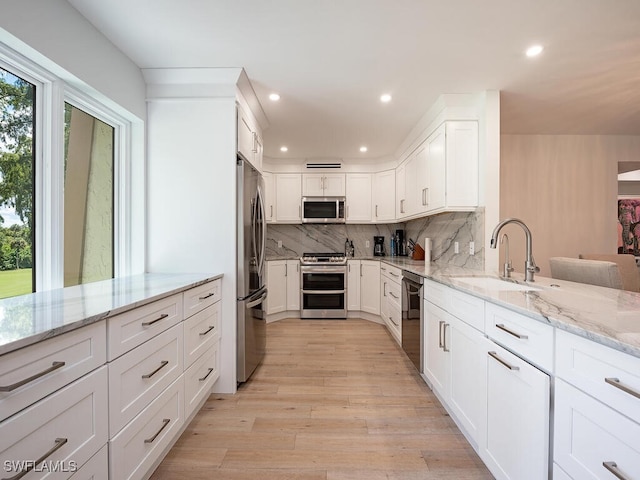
[{"left": 151, "top": 318, "right": 494, "bottom": 479}]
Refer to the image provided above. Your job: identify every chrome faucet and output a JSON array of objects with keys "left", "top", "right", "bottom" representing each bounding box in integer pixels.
[
  {"left": 500, "top": 234, "right": 514, "bottom": 278},
  {"left": 490, "top": 218, "right": 540, "bottom": 282}
]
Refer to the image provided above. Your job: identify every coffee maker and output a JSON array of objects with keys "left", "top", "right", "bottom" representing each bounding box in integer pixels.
[{"left": 373, "top": 236, "right": 385, "bottom": 256}]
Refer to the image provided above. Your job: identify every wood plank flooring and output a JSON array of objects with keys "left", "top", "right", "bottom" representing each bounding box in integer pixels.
[{"left": 150, "top": 318, "right": 494, "bottom": 479}]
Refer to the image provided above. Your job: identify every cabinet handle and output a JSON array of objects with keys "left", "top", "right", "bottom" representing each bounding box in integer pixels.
[
  {"left": 360, "top": 264, "right": 363, "bottom": 277},
  {"left": 199, "top": 325, "right": 215, "bottom": 336},
  {"left": 605, "top": 377, "right": 640, "bottom": 400},
  {"left": 270, "top": 205, "right": 273, "bottom": 218},
  {"left": 142, "top": 313, "right": 169, "bottom": 327},
  {"left": 199, "top": 292, "right": 215, "bottom": 300},
  {"left": 488, "top": 351, "right": 519, "bottom": 371},
  {"left": 400, "top": 199, "right": 405, "bottom": 213},
  {"left": 199, "top": 367, "right": 215, "bottom": 382},
  {"left": 376, "top": 205, "right": 379, "bottom": 217},
  {"left": 389, "top": 315, "right": 399, "bottom": 327},
  {"left": 346, "top": 205, "right": 349, "bottom": 218},
  {"left": 422, "top": 188, "right": 427, "bottom": 206},
  {"left": 495, "top": 323, "right": 528, "bottom": 339},
  {"left": 603, "top": 461, "right": 632, "bottom": 480},
  {"left": 348, "top": 263, "right": 351, "bottom": 273},
  {"left": 442, "top": 323, "right": 449, "bottom": 352},
  {"left": 1, "top": 437, "right": 68, "bottom": 480},
  {"left": 285, "top": 264, "right": 288, "bottom": 277},
  {"left": 298, "top": 205, "right": 301, "bottom": 218},
  {"left": 389, "top": 271, "right": 399, "bottom": 277},
  {"left": 0, "top": 361, "right": 66, "bottom": 392},
  {"left": 144, "top": 418, "right": 171, "bottom": 444},
  {"left": 438, "top": 320, "right": 445, "bottom": 348},
  {"left": 142, "top": 360, "right": 169, "bottom": 379},
  {"left": 383, "top": 282, "right": 387, "bottom": 297},
  {"left": 389, "top": 291, "right": 399, "bottom": 300}
]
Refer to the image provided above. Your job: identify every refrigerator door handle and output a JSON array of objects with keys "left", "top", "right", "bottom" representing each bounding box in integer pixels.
[
  {"left": 256, "top": 184, "right": 267, "bottom": 278},
  {"left": 246, "top": 289, "right": 268, "bottom": 309}
]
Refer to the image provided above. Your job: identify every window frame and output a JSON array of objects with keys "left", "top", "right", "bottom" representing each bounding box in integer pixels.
[{"left": 0, "top": 43, "right": 134, "bottom": 291}]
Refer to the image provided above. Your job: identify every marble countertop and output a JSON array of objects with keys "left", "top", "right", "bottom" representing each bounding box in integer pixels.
[
  {"left": 0, "top": 272, "right": 222, "bottom": 356},
  {"left": 380, "top": 258, "right": 640, "bottom": 359}
]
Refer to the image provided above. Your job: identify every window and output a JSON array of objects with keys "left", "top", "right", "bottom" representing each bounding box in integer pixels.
[
  {"left": 0, "top": 44, "right": 135, "bottom": 298},
  {"left": 0, "top": 67, "right": 35, "bottom": 298}
]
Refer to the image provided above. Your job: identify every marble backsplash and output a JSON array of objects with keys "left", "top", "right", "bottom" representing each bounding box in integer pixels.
[{"left": 266, "top": 208, "right": 484, "bottom": 269}]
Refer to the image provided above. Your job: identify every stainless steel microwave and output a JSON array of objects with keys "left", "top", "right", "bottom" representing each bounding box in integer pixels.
[{"left": 301, "top": 197, "right": 346, "bottom": 223}]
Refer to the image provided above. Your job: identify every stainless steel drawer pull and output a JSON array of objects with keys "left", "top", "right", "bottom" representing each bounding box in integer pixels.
[
  {"left": 438, "top": 321, "right": 445, "bottom": 348},
  {"left": 488, "top": 351, "right": 519, "bottom": 371},
  {"left": 605, "top": 377, "right": 640, "bottom": 400},
  {"left": 389, "top": 271, "right": 399, "bottom": 277},
  {"left": 389, "top": 315, "right": 399, "bottom": 327},
  {"left": 199, "top": 292, "right": 215, "bottom": 300},
  {"left": 2, "top": 437, "right": 68, "bottom": 480},
  {"left": 142, "top": 360, "right": 169, "bottom": 379},
  {"left": 389, "top": 291, "right": 399, "bottom": 300},
  {"left": 442, "top": 323, "right": 449, "bottom": 352},
  {"left": 0, "top": 361, "right": 66, "bottom": 392},
  {"left": 199, "top": 325, "right": 215, "bottom": 336},
  {"left": 144, "top": 419, "right": 170, "bottom": 444},
  {"left": 495, "top": 323, "right": 528, "bottom": 339},
  {"left": 142, "top": 313, "right": 169, "bottom": 327},
  {"left": 199, "top": 368, "right": 215, "bottom": 382},
  {"left": 603, "top": 461, "right": 631, "bottom": 480}
]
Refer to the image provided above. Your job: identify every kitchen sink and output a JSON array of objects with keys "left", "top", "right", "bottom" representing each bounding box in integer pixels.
[{"left": 450, "top": 275, "right": 542, "bottom": 292}]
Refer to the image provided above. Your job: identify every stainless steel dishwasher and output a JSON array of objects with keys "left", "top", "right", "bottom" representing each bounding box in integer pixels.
[{"left": 402, "top": 270, "right": 423, "bottom": 372}]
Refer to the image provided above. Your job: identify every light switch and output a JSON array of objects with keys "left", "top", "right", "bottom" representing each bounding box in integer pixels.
[
  {"left": 277, "top": 240, "right": 282, "bottom": 248},
  {"left": 469, "top": 242, "right": 475, "bottom": 255},
  {"left": 454, "top": 242, "right": 459, "bottom": 254},
  {"left": 365, "top": 240, "right": 370, "bottom": 248}
]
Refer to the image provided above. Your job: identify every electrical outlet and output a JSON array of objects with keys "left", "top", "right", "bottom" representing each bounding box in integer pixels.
[
  {"left": 277, "top": 240, "right": 282, "bottom": 248},
  {"left": 366, "top": 240, "right": 370, "bottom": 248},
  {"left": 454, "top": 241, "right": 459, "bottom": 254},
  {"left": 469, "top": 242, "right": 475, "bottom": 255}
]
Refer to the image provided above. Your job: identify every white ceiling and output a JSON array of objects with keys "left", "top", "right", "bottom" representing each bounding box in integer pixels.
[{"left": 67, "top": 0, "right": 640, "bottom": 161}]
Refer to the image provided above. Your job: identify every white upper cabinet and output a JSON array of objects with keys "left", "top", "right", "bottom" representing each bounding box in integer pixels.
[
  {"left": 373, "top": 170, "right": 395, "bottom": 222},
  {"left": 302, "top": 173, "right": 345, "bottom": 197},
  {"left": 396, "top": 162, "right": 406, "bottom": 219},
  {"left": 263, "top": 172, "right": 276, "bottom": 223},
  {"left": 425, "top": 124, "right": 446, "bottom": 212},
  {"left": 237, "top": 104, "right": 262, "bottom": 172},
  {"left": 345, "top": 173, "right": 372, "bottom": 222},
  {"left": 445, "top": 121, "right": 479, "bottom": 209},
  {"left": 275, "top": 174, "right": 302, "bottom": 223}
]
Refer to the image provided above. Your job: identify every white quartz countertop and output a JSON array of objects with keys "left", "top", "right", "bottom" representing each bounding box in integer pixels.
[
  {"left": 381, "top": 257, "right": 640, "bottom": 359},
  {"left": 0, "top": 272, "right": 222, "bottom": 356}
]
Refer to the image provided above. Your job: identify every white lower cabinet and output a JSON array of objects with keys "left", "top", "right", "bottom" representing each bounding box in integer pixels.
[
  {"left": 184, "top": 344, "right": 219, "bottom": 418},
  {"left": 424, "top": 301, "right": 451, "bottom": 396},
  {"left": 109, "top": 377, "right": 185, "bottom": 480},
  {"left": 286, "top": 260, "right": 300, "bottom": 311},
  {"left": 265, "top": 260, "right": 300, "bottom": 315},
  {"left": 482, "top": 341, "right": 550, "bottom": 480},
  {"left": 380, "top": 264, "right": 402, "bottom": 344},
  {"left": 0, "top": 367, "right": 108, "bottom": 480},
  {"left": 360, "top": 260, "right": 380, "bottom": 315},
  {"left": 347, "top": 260, "right": 361, "bottom": 311},
  {"left": 69, "top": 444, "right": 108, "bottom": 480}
]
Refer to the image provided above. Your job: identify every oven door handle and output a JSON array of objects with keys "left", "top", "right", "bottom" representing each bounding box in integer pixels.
[
  {"left": 302, "top": 290, "right": 346, "bottom": 295},
  {"left": 300, "top": 266, "right": 347, "bottom": 274}
]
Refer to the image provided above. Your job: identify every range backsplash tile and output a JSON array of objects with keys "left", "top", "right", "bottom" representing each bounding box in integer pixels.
[{"left": 266, "top": 208, "right": 484, "bottom": 269}]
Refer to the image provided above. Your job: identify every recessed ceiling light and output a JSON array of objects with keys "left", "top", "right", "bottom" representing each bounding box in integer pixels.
[
  {"left": 359, "top": 146, "right": 368, "bottom": 153},
  {"left": 269, "top": 93, "right": 281, "bottom": 101},
  {"left": 280, "top": 146, "right": 288, "bottom": 152},
  {"left": 526, "top": 45, "right": 544, "bottom": 57},
  {"left": 380, "top": 94, "right": 392, "bottom": 103}
]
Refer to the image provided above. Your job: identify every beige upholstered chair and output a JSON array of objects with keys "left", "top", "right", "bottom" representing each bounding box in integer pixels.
[
  {"left": 549, "top": 257, "right": 624, "bottom": 290},
  {"left": 579, "top": 253, "right": 640, "bottom": 292}
]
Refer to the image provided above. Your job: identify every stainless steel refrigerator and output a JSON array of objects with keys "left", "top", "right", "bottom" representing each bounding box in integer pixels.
[{"left": 236, "top": 156, "right": 268, "bottom": 383}]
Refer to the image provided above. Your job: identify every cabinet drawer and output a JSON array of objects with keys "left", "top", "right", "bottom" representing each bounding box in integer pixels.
[
  {"left": 0, "top": 322, "right": 106, "bottom": 422},
  {"left": 184, "top": 344, "right": 219, "bottom": 419},
  {"left": 183, "top": 303, "right": 220, "bottom": 368},
  {"left": 107, "top": 293, "right": 183, "bottom": 361},
  {"left": 109, "top": 377, "right": 184, "bottom": 480},
  {"left": 69, "top": 444, "right": 108, "bottom": 480},
  {"left": 108, "top": 324, "right": 183, "bottom": 436},
  {"left": 485, "top": 302, "right": 554, "bottom": 372},
  {"left": 556, "top": 329, "right": 640, "bottom": 424},
  {"left": 386, "top": 302, "right": 402, "bottom": 345},
  {"left": 381, "top": 264, "right": 402, "bottom": 282},
  {"left": 555, "top": 379, "right": 640, "bottom": 480},
  {"left": 385, "top": 279, "right": 402, "bottom": 308},
  {"left": 423, "top": 278, "right": 449, "bottom": 310},
  {"left": 448, "top": 288, "right": 484, "bottom": 332},
  {"left": 0, "top": 367, "right": 108, "bottom": 480},
  {"left": 183, "top": 280, "right": 221, "bottom": 319}
]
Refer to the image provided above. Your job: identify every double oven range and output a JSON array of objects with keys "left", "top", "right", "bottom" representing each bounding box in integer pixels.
[{"left": 300, "top": 252, "right": 347, "bottom": 319}]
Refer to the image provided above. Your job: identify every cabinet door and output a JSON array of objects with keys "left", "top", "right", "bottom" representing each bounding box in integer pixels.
[
  {"left": 323, "top": 174, "right": 346, "bottom": 196},
  {"left": 414, "top": 143, "right": 429, "bottom": 215},
  {"left": 254, "top": 132, "right": 263, "bottom": 172},
  {"left": 404, "top": 153, "right": 419, "bottom": 217},
  {"left": 237, "top": 107, "right": 254, "bottom": 162},
  {"left": 302, "top": 174, "right": 325, "bottom": 196},
  {"left": 426, "top": 124, "right": 446, "bottom": 212},
  {"left": 373, "top": 170, "right": 395, "bottom": 222},
  {"left": 346, "top": 174, "right": 372, "bottom": 222},
  {"left": 396, "top": 162, "right": 407, "bottom": 218},
  {"left": 448, "top": 316, "right": 489, "bottom": 448},
  {"left": 483, "top": 342, "right": 550, "bottom": 480},
  {"left": 286, "top": 260, "right": 301, "bottom": 311},
  {"left": 263, "top": 172, "right": 276, "bottom": 223},
  {"left": 423, "top": 300, "right": 451, "bottom": 397},
  {"left": 445, "top": 121, "right": 478, "bottom": 208},
  {"left": 360, "top": 260, "right": 380, "bottom": 315},
  {"left": 266, "top": 261, "right": 287, "bottom": 314},
  {"left": 347, "top": 260, "right": 361, "bottom": 311},
  {"left": 379, "top": 275, "right": 388, "bottom": 322},
  {"left": 275, "top": 174, "right": 302, "bottom": 222}
]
